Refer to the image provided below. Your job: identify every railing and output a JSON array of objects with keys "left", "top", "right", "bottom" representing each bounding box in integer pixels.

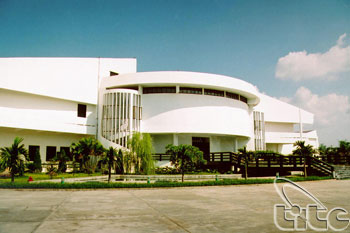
[
  {"left": 309, "top": 156, "right": 334, "bottom": 176},
  {"left": 42, "top": 161, "right": 79, "bottom": 171},
  {"left": 318, "top": 155, "right": 350, "bottom": 165},
  {"left": 208, "top": 152, "right": 239, "bottom": 163},
  {"left": 153, "top": 154, "right": 171, "bottom": 161},
  {"left": 152, "top": 152, "right": 334, "bottom": 176}
]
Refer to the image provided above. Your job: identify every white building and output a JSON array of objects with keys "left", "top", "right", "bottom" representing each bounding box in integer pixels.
[{"left": 0, "top": 57, "right": 318, "bottom": 162}]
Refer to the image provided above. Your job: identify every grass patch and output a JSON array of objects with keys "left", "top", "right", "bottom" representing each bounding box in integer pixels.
[
  {"left": 0, "top": 172, "right": 104, "bottom": 183},
  {"left": 0, "top": 176, "right": 332, "bottom": 189}
]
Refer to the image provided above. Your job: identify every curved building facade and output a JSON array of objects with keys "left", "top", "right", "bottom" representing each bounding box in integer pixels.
[
  {"left": 98, "top": 71, "right": 318, "bottom": 156},
  {"left": 0, "top": 57, "right": 318, "bottom": 163}
]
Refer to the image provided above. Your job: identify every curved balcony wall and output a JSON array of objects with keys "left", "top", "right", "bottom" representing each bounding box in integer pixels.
[
  {"left": 141, "top": 93, "right": 252, "bottom": 138},
  {"left": 101, "top": 89, "right": 141, "bottom": 147}
]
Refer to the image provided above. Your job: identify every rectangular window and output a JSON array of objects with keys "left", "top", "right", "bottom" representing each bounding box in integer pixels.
[
  {"left": 28, "top": 145, "right": 40, "bottom": 161},
  {"left": 226, "top": 92, "right": 239, "bottom": 100},
  {"left": 143, "top": 87, "right": 176, "bottom": 94},
  {"left": 46, "top": 146, "right": 57, "bottom": 161},
  {"left": 110, "top": 71, "right": 119, "bottom": 76},
  {"left": 179, "top": 87, "right": 202, "bottom": 95},
  {"left": 60, "top": 147, "right": 71, "bottom": 160},
  {"left": 204, "top": 89, "right": 224, "bottom": 97},
  {"left": 77, "top": 104, "right": 87, "bottom": 118},
  {"left": 240, "top": 96, "right": 248, "bottom": 103}
]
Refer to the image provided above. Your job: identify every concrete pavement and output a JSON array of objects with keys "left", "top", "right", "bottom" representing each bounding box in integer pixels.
[{"left": 0, "top": 179, "right": 349, "bottom": 232}]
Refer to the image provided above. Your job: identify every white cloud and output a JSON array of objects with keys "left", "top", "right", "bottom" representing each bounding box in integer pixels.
[
  {"left": 280, "top": 87, "right": 350, "bottom": 145},
  {"left": 275, "top": 33, "right": 350, "bottom": 81}
]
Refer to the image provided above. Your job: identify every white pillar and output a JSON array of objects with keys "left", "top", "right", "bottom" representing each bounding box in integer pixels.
[
  {"left": 299, "top": 108, "right": 303, "bottom": 140},
  {"left": 138, "top": 85, "right": 143, "bottom": 94},
  {"left": 234, "top": 137, "right": 238, "bottom": 152},
  {"left": 173, "top": 134, "right": 179, "bottom": 146}
]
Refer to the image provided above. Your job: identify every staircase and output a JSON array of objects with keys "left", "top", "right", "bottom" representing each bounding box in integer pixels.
[
  {"left": 308, "top": 156, "right": 334, "bottom": 177},
  {"left": 333, "top": 165, "right": 350, "bottom": 179}
]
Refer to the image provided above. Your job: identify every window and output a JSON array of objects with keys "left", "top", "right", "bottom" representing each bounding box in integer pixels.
[
  {"left": 143, "top": 87, "right": 176, "bottom": 94},
  {"left": 28, "top": 145, "right": 40, "bottom": 161},
  {"left": 204, "top": 89, "right": 224, "bottom": 97},
  {"left": 77, "top": 104, "right": 87, "bottom": 118},
  {"left": 60, "top": 147, "right": 71, "bottom": 160},
  {"left": 46, "top": 146, "right": 56, "bottom": 161},
  {"left": 226, "top": 92, "right": 239, "bottom": 100},
  {"left": 179, "top": 87, "right": 202, "bottom": 95},
  {"left": 240, "top": 96, "right": 248, "bottom": 103},
  {"left": 110, "top": 71, "right": 119, "bottom": 76}
]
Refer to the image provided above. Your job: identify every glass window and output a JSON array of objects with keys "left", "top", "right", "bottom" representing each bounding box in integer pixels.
[
  {"left": 179, "top": 87, "right": 202, "bottom": 94},
  {"left": 143, "top": 87, "right": 176, "bottom": 94},
  {"left": 77, "top": 104, "right": 87, "bottom": 118},
  {"left": 240, "top": 96, "right": 248, "bottom": 103},
  {"left": 204, "top": 89, "right": 224, "bottom": 97},
  {"left": 28, "top": 145, "right": 40, "bottom": 161},
  {"left": 226, "top": 92, "right": 239, "bottom": 100},
  {"left": 46, "top": 146, "right": 56, "bottom": 161}
]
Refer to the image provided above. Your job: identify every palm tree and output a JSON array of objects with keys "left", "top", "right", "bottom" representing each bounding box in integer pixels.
[
  {"left": 71, "top": 137, "right": 105, "bottom": 173},
  {"left": 0, "top": 137, "right": 28, "bottom": 182},
  {"left": 54, "top": 149, "right": 70, "bottom": 173},
  {"left": 293, "top": 141, "right": 315, "bottom": 178}
]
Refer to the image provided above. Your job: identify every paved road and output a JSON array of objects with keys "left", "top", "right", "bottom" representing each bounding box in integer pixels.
[{"left": 0, "top": 179, "right": 349, "bottom": 233}]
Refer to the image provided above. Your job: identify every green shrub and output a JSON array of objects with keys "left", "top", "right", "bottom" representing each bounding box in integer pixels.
[
  {"left": 0, "top": 176, "right": 332, "bottom": 189},
  {"left": 155, "top": 166, "right": 178, "bottom": 174},
  {"left": 26, "top": 162, "right": 36, "bottom": 173},
  {"left": 33, "top": 149, "right": 42, "bottom": 172}
]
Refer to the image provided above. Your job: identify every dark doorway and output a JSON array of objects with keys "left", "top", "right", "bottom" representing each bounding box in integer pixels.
[{"left": 192, "top": 137, "right": 210, "bottom": 161}]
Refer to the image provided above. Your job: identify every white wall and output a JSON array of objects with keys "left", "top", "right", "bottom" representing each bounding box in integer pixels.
[
  {"left": 0, "top": 127, "right": 87, "bottom": 162},
  {"left": 0, "top": 57, "right": 137, "bottom": 104},
  {"left": 151, "top": 134, "right": 173, "bottom": 153},
  {"left": 141, "top": 94, "right": 253, "bottom": 138},
  {"left": 150, "top": 133, "right": 245, "bottom": 154},
  {"left": 0, "top": 89, "right": 96, "bottom": 135},
  {"left": 266, "top": 143, "right": 294, "bottom": 154},
  {"left": 254, "top": 93, "right": 314, "bottom": 124},
  {"left": 265, "top": 122, "right": 295, "bottom": 133}
]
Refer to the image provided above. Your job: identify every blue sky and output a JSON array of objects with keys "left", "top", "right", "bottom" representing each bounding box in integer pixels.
[{"left": 1, "top": 0, "right": 349, "bottom": 146}]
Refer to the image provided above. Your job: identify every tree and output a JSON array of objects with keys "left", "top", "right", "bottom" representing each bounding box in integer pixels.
[
  {"left": 71, "top": 137, "right": 105, "bottom": 173},
  {"left": 293, "top": 141, "right": 315, "bottom": 178},
  {"left": 0, "top": 137, "right": 28, "bottom": 182},
  {"left": 115, "top": 149, "right": 124, "bottom": 174},
  {"left": 338, "top": 140, "right": 350, "bottom": 158},
  {"left": 238, "top": 147, "right": 254, "bottom": 179},
  {"left": 128, "top": 132, "right": 155, "bottom": 175},
  {"left": 33, "top": 148, "right": 42, "bottom": 173},
  {"left": 318, "top": 144, "right": 328, "bottom": 157},
  {"left": 100, "top": 147, "right": 118, "bottom": 183},
  {"left": 54, "top": 150, "right": 70, "bottom": 173},
  {"left": 165, "top": 144, "right": 205, "bottom": 182}
]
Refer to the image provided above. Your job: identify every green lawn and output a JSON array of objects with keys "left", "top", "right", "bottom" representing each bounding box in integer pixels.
[{"left": 0, "top": 172, "right": 104, "bottom": 183}]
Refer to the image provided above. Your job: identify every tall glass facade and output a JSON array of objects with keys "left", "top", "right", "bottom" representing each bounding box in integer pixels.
[{"left": 101, "top": 90, "right": 141, "bottom": 147}]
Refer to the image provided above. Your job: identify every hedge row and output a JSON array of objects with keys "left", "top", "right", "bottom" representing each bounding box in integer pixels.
[{"left": 0, "top": 176, "right": 332, "bottom": 189}]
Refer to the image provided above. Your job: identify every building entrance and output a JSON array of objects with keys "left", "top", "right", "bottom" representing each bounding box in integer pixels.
[{"left": 192, "top": 137, "right": 210, "bottom": 161}]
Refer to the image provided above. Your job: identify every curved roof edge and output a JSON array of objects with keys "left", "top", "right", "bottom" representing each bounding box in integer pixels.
[{"left": 101, "top": 71, "right": 260, "bottom": 106}]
